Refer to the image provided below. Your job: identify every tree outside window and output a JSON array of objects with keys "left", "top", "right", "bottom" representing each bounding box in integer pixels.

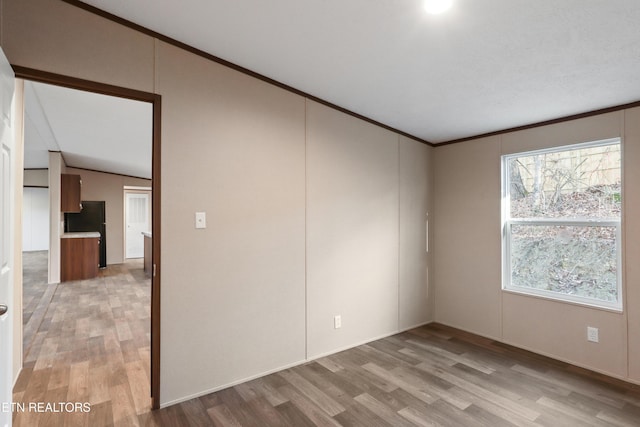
[{"left": 502, "top": 139, "right": 621, "bottom": 310}]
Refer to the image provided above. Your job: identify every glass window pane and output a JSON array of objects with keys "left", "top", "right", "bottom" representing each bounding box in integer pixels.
[
  {"left": 509, "top": 144, "right": 621, "bottom": 219},
  {"left": 510, "top": 224, "right": 618, "bottom": 303}
]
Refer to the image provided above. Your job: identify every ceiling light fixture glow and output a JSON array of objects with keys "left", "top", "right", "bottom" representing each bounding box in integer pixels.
[{"left": 424, "top": 0, "right": 453, "bottom": 14}]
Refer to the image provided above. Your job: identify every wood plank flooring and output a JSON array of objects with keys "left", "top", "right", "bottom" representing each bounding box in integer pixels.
[
  {"left": 145, "top": 325, "right": 640, "bottom": 427},
  {"left": 14, "top": 254, "right": 640, "bottom": 426},
  {"left": 14, "top": 255, "right": 151, "bottom": 426},
  {"left": 22, "top": 250, "right": 52, "bottom": 353}
]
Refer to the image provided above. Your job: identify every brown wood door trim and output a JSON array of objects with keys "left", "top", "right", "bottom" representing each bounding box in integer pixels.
[
  {"left": 151, "top": 85, "right": 162, "bottom": 411},
  {"left": 13, "top": 66, "right": 162, "bottom": 410}
]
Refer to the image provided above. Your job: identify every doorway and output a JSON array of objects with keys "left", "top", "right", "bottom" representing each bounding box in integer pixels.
[
  {"left": 124, "top": 188, "right": 151, "bottom": 260},
  {"left": 13, "top": 66, "right": 162, "bottom": 410}
]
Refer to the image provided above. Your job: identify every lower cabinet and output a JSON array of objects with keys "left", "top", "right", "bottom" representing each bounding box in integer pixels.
[{"left": 61, "top": 237, "right": 100, "bottom": 281}]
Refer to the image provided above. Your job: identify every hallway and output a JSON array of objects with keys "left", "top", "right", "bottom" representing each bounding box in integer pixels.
[{"left": 14, "top": 254, "right": 151, "bottom": 426}]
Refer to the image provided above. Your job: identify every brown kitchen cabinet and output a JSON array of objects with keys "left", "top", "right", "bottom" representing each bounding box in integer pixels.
[
  {"left": 61, "top": 233, "right": 100, "bottom": 281},
  {"left": 61, "top": 174, "right": 82, "bottom": 212}
]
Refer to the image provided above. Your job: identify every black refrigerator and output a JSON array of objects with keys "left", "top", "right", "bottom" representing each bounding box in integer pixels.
[{"left": 64, "top": 201, "right": 107, "bottom": 268}]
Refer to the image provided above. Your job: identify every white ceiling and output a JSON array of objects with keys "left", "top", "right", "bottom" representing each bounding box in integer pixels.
[
  {"left": 24, "top": 81, "right": 153, "bottom": 178},
  {"left": 76, "top": 0, "right": 640, "bottom": 143}
]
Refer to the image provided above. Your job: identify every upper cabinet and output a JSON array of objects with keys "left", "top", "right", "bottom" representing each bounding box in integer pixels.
[{"left": 61, "top": 174, "right": 82, "bottom": 212}]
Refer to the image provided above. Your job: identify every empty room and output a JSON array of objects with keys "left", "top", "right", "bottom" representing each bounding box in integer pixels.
[{"left": 1, "top": 0, "right": 639, "bottom": 426}]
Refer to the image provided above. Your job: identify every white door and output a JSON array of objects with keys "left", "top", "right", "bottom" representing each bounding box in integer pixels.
[
  {"left": 0, "top": 48, "right": 16, "bottom": 427},
  {"left": 125, "top": 191, "right": 150, "bottom": 259}
]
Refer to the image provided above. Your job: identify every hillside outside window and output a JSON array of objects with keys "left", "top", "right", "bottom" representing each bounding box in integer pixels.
[{"left": 501, "top": 138, "right": 622, "bottom": 310}]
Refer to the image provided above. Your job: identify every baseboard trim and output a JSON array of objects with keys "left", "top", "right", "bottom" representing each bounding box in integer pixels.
[
  {"left": 160, "top": 321, "right": 434, "bottom": 408},
  {"left": 160, "top": 358, "right": 308, "bottom": 408},
  {"left": 431, "top": 321, "right": 640, "bottom": 391}
]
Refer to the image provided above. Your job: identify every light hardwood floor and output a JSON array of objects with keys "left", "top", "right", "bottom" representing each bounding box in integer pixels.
[
  {"left": 22, "top": 250, "right": 51, "bottom": 354},
  {"left": 15, "top": 253, "right": 151, "bottom": 426},
  {"left": 14, "top": 254, "right": 640, "bottom": 426}
]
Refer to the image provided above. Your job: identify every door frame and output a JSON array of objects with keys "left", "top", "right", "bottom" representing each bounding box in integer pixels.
[
  {"left": 123, "top": 188, "right": 152, "bottom": 259},
  {"left": 12, "top": 66, "right": 162, "bottom": 409}
]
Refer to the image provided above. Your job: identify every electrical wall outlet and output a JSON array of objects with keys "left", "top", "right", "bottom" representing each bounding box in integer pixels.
[
  {"left": 587, "top": 326, "right": 599, "bottom": 343},
  {"left": 334, "top": 315, "right": 342, "bottom": 329}
]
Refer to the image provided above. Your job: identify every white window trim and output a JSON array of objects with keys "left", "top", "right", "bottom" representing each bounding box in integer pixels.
[{"left": 501, "top": 138, "right": 622, "bottom": 311}]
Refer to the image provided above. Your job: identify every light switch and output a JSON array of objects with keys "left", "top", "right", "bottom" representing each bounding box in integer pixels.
[{"left": 195, "top": 212, "right": 206, "bottom": 229}]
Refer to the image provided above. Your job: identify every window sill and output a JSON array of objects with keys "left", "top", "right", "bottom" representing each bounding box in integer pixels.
[{"left": 502, "top": 288, "right": 623, "bottom": 314}]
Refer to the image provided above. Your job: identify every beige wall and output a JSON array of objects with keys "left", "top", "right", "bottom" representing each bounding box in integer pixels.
[
  {"left": 66, "top": 168, "right": 151, "bottom": 265},
  {"left": 1, "top": 0, "right": 154, "bottom": 92},
  {"left": 156, "top": 42, "right": 308, "bottom": 403},
  {"left": 434, "top": 110, "right": 640, "bottom": 384},
  {"left": 306, "top": 100, "right": 399, "bottom": 357},
  {"left": 434, "top": 136, "right": 502, "bottom": 339},
  {"left": 399, "top": 135, "right": 433, "bottom": 329},
  {"left": 23, "top": 169, "right": 48, "bottom": 187},
  {"left": 1, "top": 0, "right": 433, "bottom": 406},
  {"left": 305, "top": 103, "right": 434, "bottom": 359}
]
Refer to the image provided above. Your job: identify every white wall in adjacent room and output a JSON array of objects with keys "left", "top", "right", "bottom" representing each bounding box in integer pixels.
[{"left": 22, "top": 187, "right": 49, "bottom": 251}]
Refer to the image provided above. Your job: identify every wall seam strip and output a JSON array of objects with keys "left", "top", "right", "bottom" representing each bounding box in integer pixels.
[
  {"left": 499, "top": 133, "right": 504, "bottom": 342},
  {"left": 622, "top": 109, "right": 630, "bottom": 379},
  {"left": 397, "top": 135, "right": 401, "bottom": 330},
  {"left": 304, "top": 97, "right": 309, "bottom": 361}
]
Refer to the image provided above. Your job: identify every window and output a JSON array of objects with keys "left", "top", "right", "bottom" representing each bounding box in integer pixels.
[{"left": 502, "top": 138, "right": 622, "bottom": 310}]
